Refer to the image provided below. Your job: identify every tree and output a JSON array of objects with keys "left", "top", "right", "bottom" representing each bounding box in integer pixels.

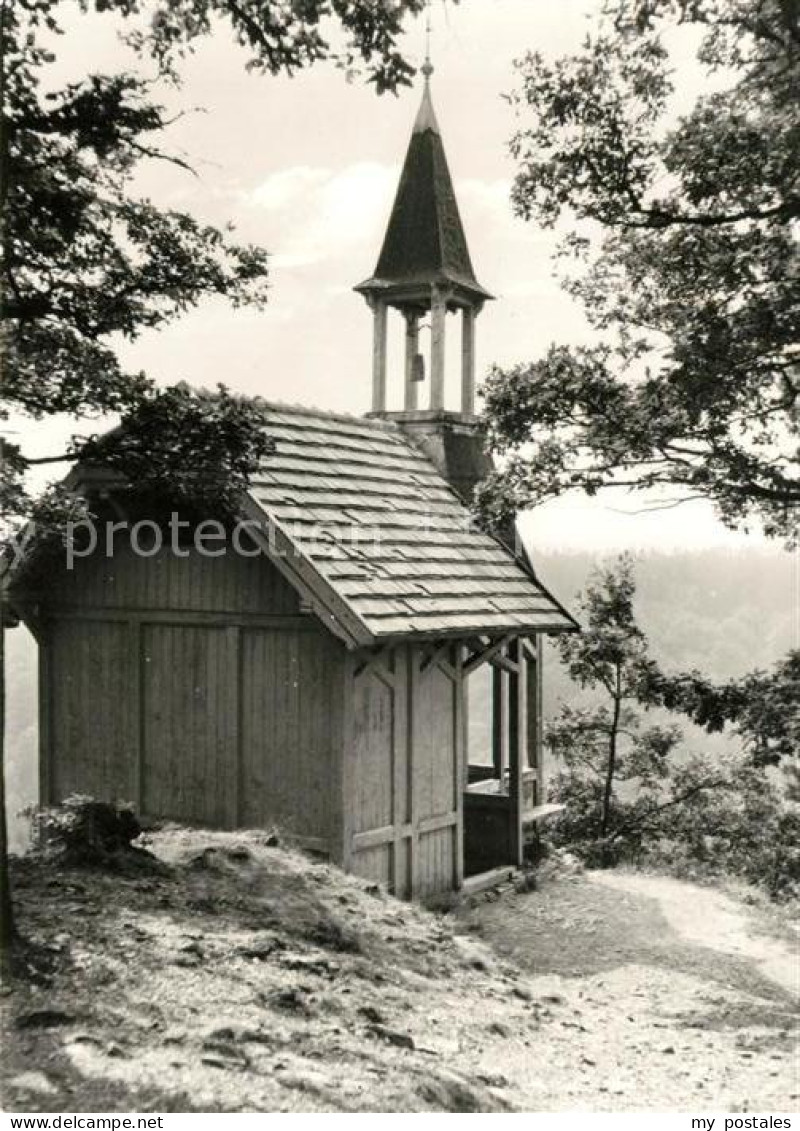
[
  {"left": 476, "top": 0, "right": 799, "bottom": 541},
  {"left": 0, "top": 0, "right": 425, "bottom": 962},
  {"left": 546, "top": 556, "right": 692, "bottom": 859},
  {"left": 547, "top": 557, "right": 799, "bottom": 892}
]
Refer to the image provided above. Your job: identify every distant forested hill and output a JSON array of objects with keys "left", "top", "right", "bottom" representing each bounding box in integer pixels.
[
  {"left": 4, "top": 546, "right": 796, "bottom": 849},
  {"left": 536, "top": 547, "right": 795, "bottom": 677},
  {"left": 531, "top": 547, "right": 796, "bottom": 720}
]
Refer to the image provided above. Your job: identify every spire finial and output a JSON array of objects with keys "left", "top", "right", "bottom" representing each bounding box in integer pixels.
[{"left": 422, "top": 1, "right": 433, "bottom": 83}]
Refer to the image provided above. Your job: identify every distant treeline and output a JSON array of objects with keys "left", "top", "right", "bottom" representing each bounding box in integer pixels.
[{"left": 533, "top": 548, "right": 795, "bottom": 715}]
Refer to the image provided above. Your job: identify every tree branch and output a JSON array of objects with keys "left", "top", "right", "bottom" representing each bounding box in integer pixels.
[{"left": 608, "top": 777, "right": 728, "bottom": 842}]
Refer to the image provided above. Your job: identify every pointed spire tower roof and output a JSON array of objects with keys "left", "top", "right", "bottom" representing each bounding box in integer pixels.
[{"left": 355, "top": 59, "right": 492, "bottom": 309}]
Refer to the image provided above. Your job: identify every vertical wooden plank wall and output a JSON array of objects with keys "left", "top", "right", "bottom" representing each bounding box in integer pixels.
[
  {"left": 507, "top": 639, "right": 527, "bottom": 866},
  {"left": 239, "top": 627, "right": 340, "bottom": 846},
  {"left": 41, "top": 540, "right": 302, "bottom": 616},
  {"left": 141, "top": 623, "right": 234, "bottom": 828},
  {"left": 453, "top": 645, "right": 465, "bottom": 891},
  {"left": 393, "top": 648, "right": 411, "bottom": 896},
  {"left": 39, "top": 545, "right": 341, "bottom": 854},
  {"left": 346, "top": 646, "right": 409, "bottom": 894},
  {"left": 347, "top": 643, "right": 464, "bottom": 898},
  {"left": 38, "top": 540, "right": 477, "bottom": 894},
  {"left": 47, "top": 618, "right": 137, "bottom": 805}
]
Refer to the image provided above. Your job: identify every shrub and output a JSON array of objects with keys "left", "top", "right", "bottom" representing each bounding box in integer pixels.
[
  {"left": 29, "top": 795, "right": 141, "bottom": 866},
  {"left": 548, "top": 758, "right": 800, "bottom": 900}
]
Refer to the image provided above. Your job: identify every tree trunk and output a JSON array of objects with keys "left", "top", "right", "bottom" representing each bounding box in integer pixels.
[
  {"left": 600, "top": 666, "right": 622, "bottom": 851},
  {"left": 0, "top": 623, "right": 15, "bottom": 960},
  {"left": 0, "top": 1, "right": 18, "bottom": 964}
]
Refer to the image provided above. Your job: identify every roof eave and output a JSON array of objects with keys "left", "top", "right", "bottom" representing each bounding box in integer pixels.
[
  {"left": 354, "top": 275, "right": 494, "bottom": 306},
  {"left": 367, "top": 619, "right": 578, "bottom": 644}
]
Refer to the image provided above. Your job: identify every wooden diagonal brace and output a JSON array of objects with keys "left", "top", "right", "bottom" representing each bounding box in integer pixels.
[
  {"left": 490, "top": 652, "right": 520, "bottom": 676},
  {"left": 420, "top": 639, "right": 452, "bottom": 674},
  {"left": 463, "top": 634, "right": 514, "bottom": 676},
  {"left": 354, "top": 645, "right": 391, "bottom": 681}
]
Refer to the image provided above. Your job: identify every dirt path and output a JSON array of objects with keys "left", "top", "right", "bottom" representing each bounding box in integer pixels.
[
  {"left": 460, "top": 868, "right": 799, "bottom": 1111},
  {"left": 591, "top": 871, "right": 799, "bottom": 998}
]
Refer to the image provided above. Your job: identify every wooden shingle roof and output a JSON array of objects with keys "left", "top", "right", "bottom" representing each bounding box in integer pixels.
[{"left": 246, "top": 404, "right": 576, "bottom": 647}]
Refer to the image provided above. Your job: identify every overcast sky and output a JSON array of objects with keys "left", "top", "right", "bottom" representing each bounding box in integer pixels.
[{"left": 20, "top": 0, "right": 780, "bottom": 554}]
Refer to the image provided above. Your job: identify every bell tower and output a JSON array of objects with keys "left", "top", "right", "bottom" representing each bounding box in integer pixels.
[{"left": 355, "top": 53, "right": 495, "bottom": 500}]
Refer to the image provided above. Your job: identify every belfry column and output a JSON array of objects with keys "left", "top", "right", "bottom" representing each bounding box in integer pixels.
[
  {"left": 461, "top": 307, "right": 476, "bottom": 415},
  {"left": 430, "top": 287, "right": 447, "bottom": 409},
  {"left": 404, "top": 312, "right": 420, "bottom": 411},
  {"left": 370, "top": 298, "right": 388, "bottom": 412}
]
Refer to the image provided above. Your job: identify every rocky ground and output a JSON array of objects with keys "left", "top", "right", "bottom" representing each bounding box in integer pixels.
[{"left": 1, "top": 829, "right": 797, "bottom": 1112}]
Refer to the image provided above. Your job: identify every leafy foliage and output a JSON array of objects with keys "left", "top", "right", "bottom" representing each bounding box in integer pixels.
[
  {"left": 550, "top": 753, "right": 800, "bottom": 899},
  {"left": 1, "top": 1, "right": 276, "bottom": 535},
  {"left": 477, "top": 0, "right": 799, "bottom": 540},
  {"left": 2, "top": 10, "right": 271, "bottom": 424},
  {"left": 79, "top": 384, "right": 277, "bottom": 515},
  {"left": 3, "top": 386, "right": 277, "bottom": 574},
  {"left": 638, "top": 648, "right": 800, "bottom": 766},
  {"left": 114, "top": 0, "right": 428, "bottom": 93},
  {"left": 641, "top": 758, "right": 800, "bottom": 899},
  {"left": 1, "top": 384, "right": 279, "bottom": 553}
]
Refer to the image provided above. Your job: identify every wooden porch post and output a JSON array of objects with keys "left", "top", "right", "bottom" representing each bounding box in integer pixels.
[
  {"left": 491, "top": 664, "right": 505, "bottom": 779},
  {"left": 532, "top": 634, "right": 544, "bottom": 805},
  {"left": 454, "top": 644, "right": 465, "bottom": 890},
  {"left": 507, "top": 638, "right": 526, "bottom": 867}
]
